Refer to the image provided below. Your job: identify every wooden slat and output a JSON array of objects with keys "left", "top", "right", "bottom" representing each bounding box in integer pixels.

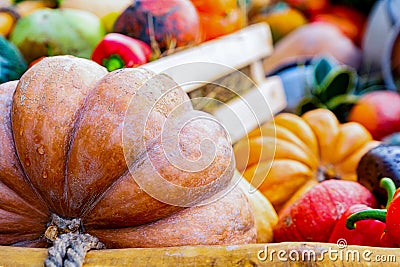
[
  {"left": 1, "top": 243, "right": 398, "bottom": 267},
  {"left": 141, "top": 23, "right": 285, "bottom": 142},
  {"left": 142, "top": 23, "right": 273, "bottom": 93},
  {"left": 213, "top": 76, "right": 286, "bottom": 143}
]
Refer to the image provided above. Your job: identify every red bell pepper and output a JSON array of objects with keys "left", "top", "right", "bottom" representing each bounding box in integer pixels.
[
  {"left": 329, "top": 204, "right": 387, "bottom": 247},
  {"left": 346, "top": 177, "right": 398, "bottom": 247},
  {"left": 91, "top": 33, "right": 152, "bottom": 72}
]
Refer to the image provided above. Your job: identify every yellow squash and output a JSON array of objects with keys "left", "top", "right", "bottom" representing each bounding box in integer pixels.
[{"left": 234, "top": 109, "right": 380, "bottom": 213}]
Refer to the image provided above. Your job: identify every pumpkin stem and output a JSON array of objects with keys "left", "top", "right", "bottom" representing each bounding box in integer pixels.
[
  {"left": 44, "top": 214, "right": 82, "bottom": 242},
  {"left": 45, "top": 232, "right": 105, "bottom": 267},
  {"left": 44, "top": 214, "right": 105, "bottom": 267},
  {"left": 317, "top": 165, "right": 341, "bottom": 182}
]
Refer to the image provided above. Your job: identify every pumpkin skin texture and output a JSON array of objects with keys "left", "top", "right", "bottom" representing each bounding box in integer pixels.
[
  {"left": 90, "top": 186, "right": 256, "bottom": 248},
  {"left": 234, "top": 108, "right": 380, "bottom": 213},
  {"left": 273, "top": 180, "right": 377, "bottom": 242},
  {"left": 1, "top": 55, "right": 253, "bottom": 248},
  {"left": 0, "top": 81, "right": 49, "bottom": 246}
]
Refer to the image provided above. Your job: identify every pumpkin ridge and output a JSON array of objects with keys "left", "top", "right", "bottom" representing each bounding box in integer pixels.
[
  {"left": 273, "top": 137, "right": 318, "bottom": 169},
  {"left": 62, "top": 78, "right": 107, "bottom": 217},
  {"left": 63, "top": 68, "right": 160, "bottom": 216},
  {"left": 0, "top": 179, "right": 48, "bottom": 219},
  {"left": 0, "top": 207, "right": 48, "bottom": 226},
  {"left": 302, "top": 109, "right": 340, "bottom": 164},
  {"left": 329, "top": 125, "right": 372, "bottom": 167},
  {"left": 70, "top": 114, "right": 172, "bottom": 219},
  {"left": 272, "top": 124, "right": 313, "bottom": 157},
  {"left": 78, "top": 134, "right": 167, "bottom": 219},
  {"left": 65, "top": 72, "right": 190, "bottom": 218},
  {"left": 60, "top": 83, "right": 100, "bottom": 217},
  {"left": 5, "top": 126, "right": 50, "bottom": 217},
  {"left": 1, "top": 81, "right": 49, "bottom": 215},
  {"left": 79, "top": 148, "right": 145, "bottom": 219},
  {"left": 11, "top": 56, "right": 108, "bottom": 216},
  {"left": 331, "top": 141, "right": 369, "bottom": 167}
]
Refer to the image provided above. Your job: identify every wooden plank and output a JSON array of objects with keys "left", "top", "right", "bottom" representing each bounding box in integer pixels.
[
  {"left": 141, "top": 23, "right": 285, "bottom": 142},
  {"left": 0, "top": 243, "right": 398, "bottom": 267},
  {"left": 213, "top": 76, "right": 286, "bottom": 143},
  {"left": 142, "top": 23, "right": 273, "bottom": 93}
]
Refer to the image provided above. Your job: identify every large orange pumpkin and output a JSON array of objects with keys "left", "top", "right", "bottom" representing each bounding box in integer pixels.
[
  {"left": 234, "top": 109, "right": 380, "bottom": 213},
  {"left": 0, "top": 56, "right": 255, "bottom": 254}
]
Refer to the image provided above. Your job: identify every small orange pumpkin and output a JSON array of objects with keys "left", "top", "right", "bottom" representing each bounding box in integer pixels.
[{"left": 234, "top": 108, "right": 379, "bottom": 213}]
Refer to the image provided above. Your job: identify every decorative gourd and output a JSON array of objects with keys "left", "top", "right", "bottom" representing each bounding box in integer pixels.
[
  {"left": 273, "top": 180, "right": 377, "bottom": 242},
  {"left": 234, "top": 108, "right": 380, "bottom": 213},
  {"left": 0, "top": 56, "right": 255, "bottom": 264},
  {"left": 236, "top": 171, "right": 278, "bottom": 243}
]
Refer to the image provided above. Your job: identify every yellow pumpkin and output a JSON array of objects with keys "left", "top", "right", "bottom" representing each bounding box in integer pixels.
[
  {"left": 236, "top": 171, "right": 278, "bottom": 243},
  {"left": 234, "top": 109, "right": 380, "bottom": 213}
]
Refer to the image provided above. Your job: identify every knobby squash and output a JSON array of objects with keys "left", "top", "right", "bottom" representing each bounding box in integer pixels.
[
  {"left": 0, "top": 56, "right": 257, "bottom": 265},
  {"left": 234, "top": 108, "right": 380, "bottom": 213}
]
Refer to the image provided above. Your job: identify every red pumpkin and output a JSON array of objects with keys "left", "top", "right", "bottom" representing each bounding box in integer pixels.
[
  {"left": 113, "top": 0, "right": 202, "bottom": 52},
  {"left": 273, "top": 180, "right": 377, "bottom": 242},
  {"left": 0, "top": 56, "right": 255, "bottom": 250}
]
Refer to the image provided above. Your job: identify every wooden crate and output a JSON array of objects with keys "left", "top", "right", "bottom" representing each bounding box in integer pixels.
[
  {"left": 142, "top": 23, "right": 286, "bottom": 143},
  {"left": 1, "top": 242, "right": 398, "bottom": 266}
]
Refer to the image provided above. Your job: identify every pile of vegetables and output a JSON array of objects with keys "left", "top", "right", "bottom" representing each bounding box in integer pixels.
[
  {"left": 1, "top": 1, "right": 400, "bottom": 266},
  {"left": 0, "top": 0, "right": 247, "bottom": 81}
]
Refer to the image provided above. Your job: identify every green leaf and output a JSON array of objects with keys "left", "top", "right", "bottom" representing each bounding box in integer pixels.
[
  {"left": 319, "top": 68, "right": 357, "bottom": 102},
  {"left": 313, "top": 57, "right": 334, "bottom": 87}
]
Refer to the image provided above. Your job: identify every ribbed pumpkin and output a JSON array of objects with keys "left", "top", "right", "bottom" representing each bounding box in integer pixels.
[
  {"left": 0, "top": 55, "right": 256, "bottom": 249},
  {"left": 234, "top": 108, "right": 380, "bottom": 213}
]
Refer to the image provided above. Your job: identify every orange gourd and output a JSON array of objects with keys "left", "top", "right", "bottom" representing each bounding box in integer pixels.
[{"left": 234, "top": 108, "right": 379, "bottom": 213}]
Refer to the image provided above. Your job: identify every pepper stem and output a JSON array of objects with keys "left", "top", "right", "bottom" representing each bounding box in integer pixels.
[
  {"left": 346, "top": 209, "right": 387, "bottom": 230},
  {"left": 380, "top": 177, "right": 396, "bottom": 208},
  {"left": 346, "top": 177, "right": 396, "bottom": 230},
  {"left": 102, "top": 54, "right": 125, "bottom": 72}
]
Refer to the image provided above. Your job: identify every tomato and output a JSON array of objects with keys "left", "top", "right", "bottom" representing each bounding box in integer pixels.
[
  {"left": 198, "top": 8, "right": 245, "bottom": 41},
  {"left": 250, "top": 3, "right": 308, "bottom": 43},
  {"left": 191, "top": 0, "right": 237, "bottom": 15}
]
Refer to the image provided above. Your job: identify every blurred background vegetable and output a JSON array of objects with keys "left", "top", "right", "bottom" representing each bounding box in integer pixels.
[
  {"left": 9, "top": 8, "right": 105, "bottom": 63},
  {"left": 0, "top": 34, "right": 27, "bottom": 83},
  {"left": 191, "top": 0, "right": 246, "bottom": 41},
  {"left": 113, "top": 0, "right": 202, "bottom": 57}
]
